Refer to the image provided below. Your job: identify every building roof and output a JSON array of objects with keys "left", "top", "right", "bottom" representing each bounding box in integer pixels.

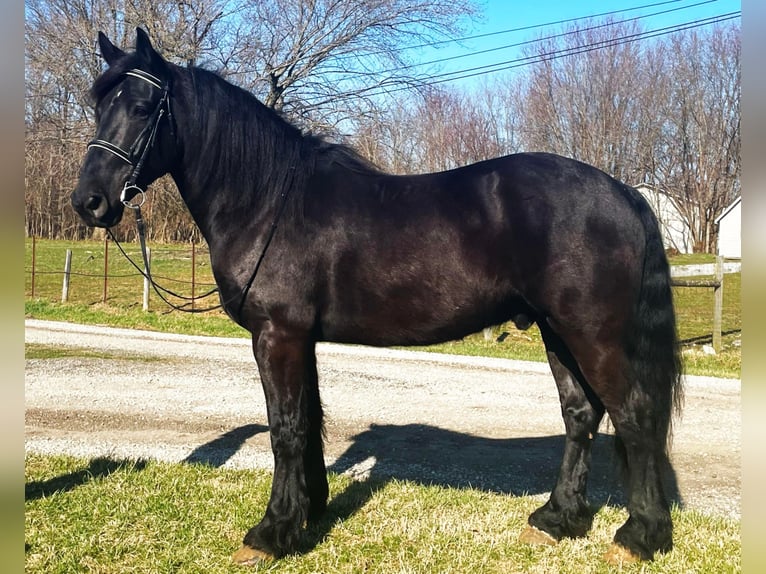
[{"left": 715, "top": 196, "right": 741, "bottom": 225}]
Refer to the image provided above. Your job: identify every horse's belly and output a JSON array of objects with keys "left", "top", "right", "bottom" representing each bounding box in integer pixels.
[{"left": 318, "top": 286, "right": 533, "bottom": 347}]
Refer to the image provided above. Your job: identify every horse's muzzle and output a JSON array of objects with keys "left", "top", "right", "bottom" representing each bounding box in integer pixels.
[{"left": 71, "top": 190, "right": 124, "bottom": 228}]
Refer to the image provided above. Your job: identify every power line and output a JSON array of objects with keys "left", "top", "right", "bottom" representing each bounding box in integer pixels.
[
  {"left": 344, "top": 0, "right": 720, "bottom": 78},
  {"left": 343, "top": 0, "right": 718, "bottom": 60},
  {"left": 422, "top": 12, "right": 740, "bottom": 85},
  {"left": 357, "top": 11, "right": 740, "bottom": 98}
]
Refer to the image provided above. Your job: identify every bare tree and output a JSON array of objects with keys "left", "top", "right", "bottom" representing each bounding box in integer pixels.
[
  {"left": 515, "top": 18, "right": 648, "bottom": 185},
  {"left": 403, "top": 88, "right": 503, "bottom": 172},
  {"left": 351, "top": 104, "right": 422, "bottom": 174},
  {"left": 352, "top": 82, "right": 520, "bottom": 176},
  {"left": 653, "top": 25, "right": 741, "bottom": 253},
  {"left": 511, "top": 19, "right": 740, "bottom": 253},
  {"left": 227, "top": 0, "right": 478, "bottom": 129}
]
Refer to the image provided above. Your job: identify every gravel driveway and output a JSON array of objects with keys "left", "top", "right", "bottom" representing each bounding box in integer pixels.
[{"left": 25, "top": 319, "right": 741, "bottom": 520}]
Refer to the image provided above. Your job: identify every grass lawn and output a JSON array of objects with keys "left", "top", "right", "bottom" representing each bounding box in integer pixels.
[{"left": 25, "top": 453, "right": 740, "bottom": 574}]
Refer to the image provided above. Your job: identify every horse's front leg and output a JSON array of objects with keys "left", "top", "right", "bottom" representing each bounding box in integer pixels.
[{"left": 233, "top": 326, "right": 326, "bottom": 564}]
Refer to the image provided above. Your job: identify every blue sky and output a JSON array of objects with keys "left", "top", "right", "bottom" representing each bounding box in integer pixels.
[{"left": 409, "top": 0, "right": 741, "bottom": 90}]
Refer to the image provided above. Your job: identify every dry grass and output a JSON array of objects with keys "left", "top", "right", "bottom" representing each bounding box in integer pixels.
[{"left": 25, "top": 454, "right": 740, "bottom": 573}]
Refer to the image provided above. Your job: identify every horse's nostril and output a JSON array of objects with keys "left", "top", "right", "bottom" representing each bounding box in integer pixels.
[{"left": 85, "top": 195, "right": 103, "bottom": 211}]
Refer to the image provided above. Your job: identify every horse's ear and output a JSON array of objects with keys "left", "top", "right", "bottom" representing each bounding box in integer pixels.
[
  {"left": 135, "top": 27, "right": 166, "bottom": 71},
  {"left": 98, "top": 32, "right": 126, "bottom": 66}
]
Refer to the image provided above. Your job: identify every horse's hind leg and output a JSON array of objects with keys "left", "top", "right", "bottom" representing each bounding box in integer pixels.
[
  {"left": 233, "top": 328, "right": 328, "bottom": 564},
  {"left": 524, "top": 321, "right": 605, "bottom": 543},
  {"left": 556, "top": 336, "right": 674, "bottom": 561},
  {"left": 605, "top": 386, "right": 674, "bottom": 561}
]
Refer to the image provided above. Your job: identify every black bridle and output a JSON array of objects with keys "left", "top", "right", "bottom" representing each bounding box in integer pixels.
[
  {"left": 88, "top": 67, "right": 291, "bottom": 318},
  {"left": 88, "top": 69, "right": 174, "bottom": 210},
  {"left": 88, "top": 68, "right": 222, "bottom": 313}
]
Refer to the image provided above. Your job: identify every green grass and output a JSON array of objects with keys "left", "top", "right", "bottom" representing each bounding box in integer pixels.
[
  {"left": 24, "top": 298, "right": 248, "bottom": 338},
  {"left": 24, "top": 343, "right": 167, "bottom": 361},
  {"left": 25, "top": 453, "right": 740, "bottom": 573},
  {"left": 25, "top": 238, "right": 741, "bottom": 378}
]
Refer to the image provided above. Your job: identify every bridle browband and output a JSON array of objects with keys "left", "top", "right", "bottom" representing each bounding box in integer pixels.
[
  {"left": 88, "top": 68, "right": 173, "bottom": 209},
  {"left": 90, "top": 67, "right": 292, "bottom": 319}
]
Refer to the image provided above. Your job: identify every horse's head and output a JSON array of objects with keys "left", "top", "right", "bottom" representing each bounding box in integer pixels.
[{"left": 72, "top": 28, "right": 175, "bottom": 228}]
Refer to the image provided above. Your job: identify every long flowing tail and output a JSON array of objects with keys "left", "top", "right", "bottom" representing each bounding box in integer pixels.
[{"left": 624, "top": 193, "right": 684, "bottom": 454}]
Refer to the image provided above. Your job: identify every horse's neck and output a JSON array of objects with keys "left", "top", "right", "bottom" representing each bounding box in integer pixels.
[{"left": 168, "top": 80, "right": 307, "bottom": 246}]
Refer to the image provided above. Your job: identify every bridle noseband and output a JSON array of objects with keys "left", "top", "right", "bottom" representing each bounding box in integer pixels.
[{"left": 87, "top": 68, "right": 173, "bottom": 209}]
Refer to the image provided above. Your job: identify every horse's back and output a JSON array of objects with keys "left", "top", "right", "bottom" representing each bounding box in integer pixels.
[{"left": 300, "top": 152, "right": 651, "bottom": 346}]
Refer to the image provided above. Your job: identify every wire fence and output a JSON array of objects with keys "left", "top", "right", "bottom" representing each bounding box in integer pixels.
[
  {"left": 25, "top": 236, "right": 220, "bottom": 312},
  {"left": 25, "top": 237, "right": 741, "bottom": 351}
]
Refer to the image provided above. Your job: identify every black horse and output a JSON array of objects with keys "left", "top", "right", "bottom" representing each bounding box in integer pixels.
[{"left": 71, "top": 29, "right": 682, "bottom": 565}]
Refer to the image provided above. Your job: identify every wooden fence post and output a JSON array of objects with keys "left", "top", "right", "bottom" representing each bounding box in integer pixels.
[
  {"left": 30, "top": 235, "right": 36, "bottom": 298},
  {"left": 143, "top": 247, "right": 152, "bottom": 311},
  {"left": 712, "top": 255, "right": 724, "bottom": 352},
  {"left": 62, "top": 249, "right": 72, "bottom": 302},
  {"left": 191, "top": 242, "right": 196, "bottom": 311},
  {"left": 103, "top": 235, "right": 109, "bottom": 303}
]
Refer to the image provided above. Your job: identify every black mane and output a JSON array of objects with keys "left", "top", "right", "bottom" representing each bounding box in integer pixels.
[
  {"left": 91, "top": 55, "right": 381, "bottom": 207},
  {"left": 311, "top": 138, "right": 382, "bottom": 174},
  {"left": 177, "top": 65, "right": 382, "bottom": 204}
]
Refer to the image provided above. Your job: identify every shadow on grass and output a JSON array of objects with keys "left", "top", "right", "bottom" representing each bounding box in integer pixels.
[
  {"left": 679, "top": 328, "right": 741, "bottom": 346},
  {"left": 184, "top": 422, "right": 683, "bottom": 512},
  {"left": 25, "top": 456, "right": 148, "bottom": 501},
  {"left": 177, "top": 422, "right": 682, "bottom": 555},
  {"left": 329, "top": 423, "right": 681, "bottom": 505},
  {"left": 301, "top": 422, "right": 682, "bottom": 554},
  {"left": 26, "top": 423, "right": 268, "bottom": 504},
  {"left": 25, "top": 422, "right": 684, "bottom": 558}
]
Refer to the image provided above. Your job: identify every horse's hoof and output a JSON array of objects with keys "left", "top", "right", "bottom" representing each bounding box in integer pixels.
[
  {"left": 231, "top": 544, "right": 274, "bottom": 566},
  {"left": 603, "top": 542, "right": 641, "bottom": 565},
  {"left": 519, "top": 525, "right": 558, "bottom": 546}
]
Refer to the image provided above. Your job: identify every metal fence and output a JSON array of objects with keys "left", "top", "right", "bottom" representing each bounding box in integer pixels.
[{"left": 25, "top": 236, "right": 218, "bottom": 312}]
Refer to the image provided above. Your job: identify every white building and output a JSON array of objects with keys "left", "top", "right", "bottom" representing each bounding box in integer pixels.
[
  {"left": 634, "top": 183, "right": 693, "bottom": 254},
  {"left": 715, "top": 196, "right": 741, "bottom": 259}
]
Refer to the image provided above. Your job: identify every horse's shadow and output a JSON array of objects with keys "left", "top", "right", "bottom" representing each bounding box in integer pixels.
[
  {"left": 303, "top": 422, "right": 682, "bottom": 552},
  {"left": 182, "top": 423, "right": 269, "bottom": 467},
  {"left": 25, "top": 457, "right": 148, "bottom": 501},
  {"left": 26, "top": 421, "right": 681, "bottom": 556},
  {"left": 329, "top": 421, "right": 682, "bottom": 500},
  {"left": 179, "top": 420, "right": 682, "bottom": 553}
]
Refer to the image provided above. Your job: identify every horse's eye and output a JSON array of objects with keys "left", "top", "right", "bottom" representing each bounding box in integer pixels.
[{"left": 132, "top": 105, "right": 150, "bottom": 119}]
